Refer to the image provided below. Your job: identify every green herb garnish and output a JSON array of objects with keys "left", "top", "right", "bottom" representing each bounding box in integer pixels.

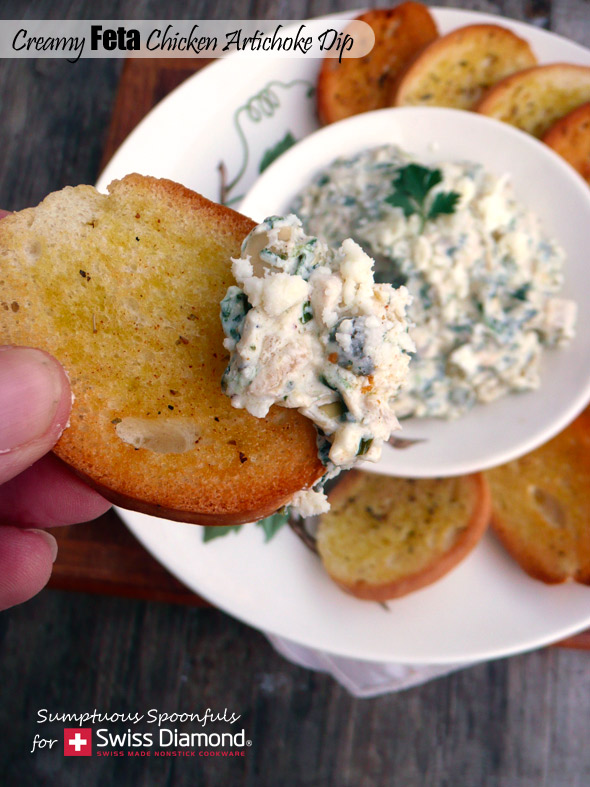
[{"left": 385, "top": 164, "right": 460, "bottom": 230}]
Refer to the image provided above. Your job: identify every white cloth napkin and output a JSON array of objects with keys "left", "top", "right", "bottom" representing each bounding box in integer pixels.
[{"left": 266, "top": 633, "right": 470, "bottom": 697}]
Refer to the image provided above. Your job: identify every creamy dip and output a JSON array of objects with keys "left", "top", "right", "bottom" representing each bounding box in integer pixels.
[
  {"left": 221, "top": 215, "right": 413, "bottom": 513},
  {"left": 293, "top": 145, "right": 577, "bottom": 419}
]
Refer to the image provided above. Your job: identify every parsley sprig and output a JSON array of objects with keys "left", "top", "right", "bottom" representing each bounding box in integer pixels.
[{"left": 385, "top": 164, "right": 460, "bottom": 231}]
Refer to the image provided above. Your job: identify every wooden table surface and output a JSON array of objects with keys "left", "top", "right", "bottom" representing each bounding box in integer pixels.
[{"left": 2, "top": 1, "right": 590, "bottom": 785}]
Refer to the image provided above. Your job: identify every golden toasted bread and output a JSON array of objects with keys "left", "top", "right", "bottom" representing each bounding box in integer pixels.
[
  {"left": 542, "top": 102, "right": 590, "bottom": 182},
  {"left": 393, "top": 24, "right": 536, "bottom": 109},
  {"left": 317, "top": 471, "right": 491, "bottom": 601},
  {"left": 0, "top": 175, "right": 323, "bottom": 525},
  {"left": 317, "top": 3, "right": 438, "bottom": 125},
  {"left": 476, "top": 63, "right": 590, "bottom": 137},
  {"left": 486, "top": 410, "right": 590, "bottom": 584}
]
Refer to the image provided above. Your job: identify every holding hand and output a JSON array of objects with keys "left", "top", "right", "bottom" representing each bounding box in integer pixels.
[{"left": 0, "top": 210, "right": 110, "bottom": 610}]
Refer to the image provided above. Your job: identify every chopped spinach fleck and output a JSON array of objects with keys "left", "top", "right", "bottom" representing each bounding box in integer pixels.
[
  {"left": 316, "top": 431, "right": 332, "bottom": 467},
  {"left": 357, "top": 437, "right": 373, "bottom": 456},
  {"left": 512, "top": 284, "right": 531, "bottom": 301},
  {"left": 300, "top": 301, "right": 313, "bottom": 324},
  {"left": 220, "top": 286, "right": 251, "bottom": 343}
]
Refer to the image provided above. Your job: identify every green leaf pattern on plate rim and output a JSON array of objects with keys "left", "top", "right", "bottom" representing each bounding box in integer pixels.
[{"left": 219, "top": 79, "right": 314, "bottom": 205}]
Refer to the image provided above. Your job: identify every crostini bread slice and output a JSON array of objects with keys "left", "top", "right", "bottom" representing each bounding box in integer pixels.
[
  {"left": 485, "top": 410, "right": 590, "bottom": 584},
  {"left": 316, "top": 3, "right": 438, "bottom": 125},
  {"left": 393, "top": 24, "right": 536, "bottom": 109},
  {"left": 317, "top": 470, "right": 491, "bottom": 601},
  {"left": 476, "top": 63, "right": 590, "bottom": 137},
  {"left": 0, "top": 175, "right": 323, "bottom": 525},
  {"left": 542, "top": 102, "right": 590, "bottom": 182}
]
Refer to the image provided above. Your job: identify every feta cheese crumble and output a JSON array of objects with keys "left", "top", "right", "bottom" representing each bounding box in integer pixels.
[{"left": 221, "top": 215, "right": 414, "bottom": 514}]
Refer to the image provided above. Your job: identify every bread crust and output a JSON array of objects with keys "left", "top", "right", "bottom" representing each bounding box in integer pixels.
[
  {"left": 316, "top": 3, "right": 438, "bottom": 125},
  {"left": 393, "top": 24, "right": 536, "bottom": 109},
  {"left": 542, "top": 102, "right": 590, "bottom": 182},
  {"left": 486, "top": 410, "right": 590, "bottom": 584},
  {"left": 476, "top": 63, "right": 590, "bottom": 137},
  {"left": 72, "top": 469, "right": 300, "bottom": 526},
  {"left": 490, "top": 514, "right": 567, "bottom": 584},
  {"left": 0, "top": 175, "right": 324, "bottom": 526},
  {"left": 318, "top": 471, "right": 491, "bottom": 601}
]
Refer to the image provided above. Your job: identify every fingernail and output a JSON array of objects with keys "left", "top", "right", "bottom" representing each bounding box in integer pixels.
[
  {"left": 23, "top": 528, "right": 58, "bottom": 563},
  {"left": 0, "top": 347, "right": 64, "bottom": 451}
]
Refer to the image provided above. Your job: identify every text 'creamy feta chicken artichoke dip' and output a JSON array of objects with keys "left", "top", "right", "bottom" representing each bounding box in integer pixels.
[
  {"left": 292, "top": 145, "right": 577, "bottom": 420},
  {"left": 221, "top": 215, "right": 414, "bottom": 514}
]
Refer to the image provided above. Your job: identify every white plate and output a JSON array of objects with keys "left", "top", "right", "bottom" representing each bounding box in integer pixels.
[
  {"left": 240, "top": 107, "right": 590, "bottom": 477},
  {"left": 98, "top": 9, "right": 590, "bottom": 663}
]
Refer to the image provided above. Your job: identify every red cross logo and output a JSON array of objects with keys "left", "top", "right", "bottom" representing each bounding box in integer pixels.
[{"left": 64, "top": 728, "right": 92, "bottom": 756}]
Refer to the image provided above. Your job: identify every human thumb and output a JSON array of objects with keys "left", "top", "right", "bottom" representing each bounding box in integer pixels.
[{"left": 0, "top": 346, "right": 72, "bottom": 485}]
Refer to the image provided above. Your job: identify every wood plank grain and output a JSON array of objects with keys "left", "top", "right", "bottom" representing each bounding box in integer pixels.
[
  {"left": 48, "top": 510, "right": 210, "bottom": 606},
  {"left": 4, "top": 589, "right": 590, "bottom": 787},
  {"left": 551, "top": 0, "right": 590, "bottom": 47}
]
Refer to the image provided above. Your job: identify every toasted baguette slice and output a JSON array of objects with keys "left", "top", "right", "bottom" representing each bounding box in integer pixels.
[
  {"left": 476, "top": 63, "right": 590, "bottom": 137},
  {"left": 485, "top": 410, "right": 590, "bottom": 584},
  {"left": 317, "top": 470, "right": 490, "bottom": 601},
  {"left": 393, "top": 24, "right": 536, "bottom": 109},
  {"left": 317, "top": 3, "right": 438, "bottom": 125},
  {"left": 542, "top": 102, "right": 590, "bottom": 182},
  {"left": 0, "top": 175, "right": 323, "bottom": 525}
]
